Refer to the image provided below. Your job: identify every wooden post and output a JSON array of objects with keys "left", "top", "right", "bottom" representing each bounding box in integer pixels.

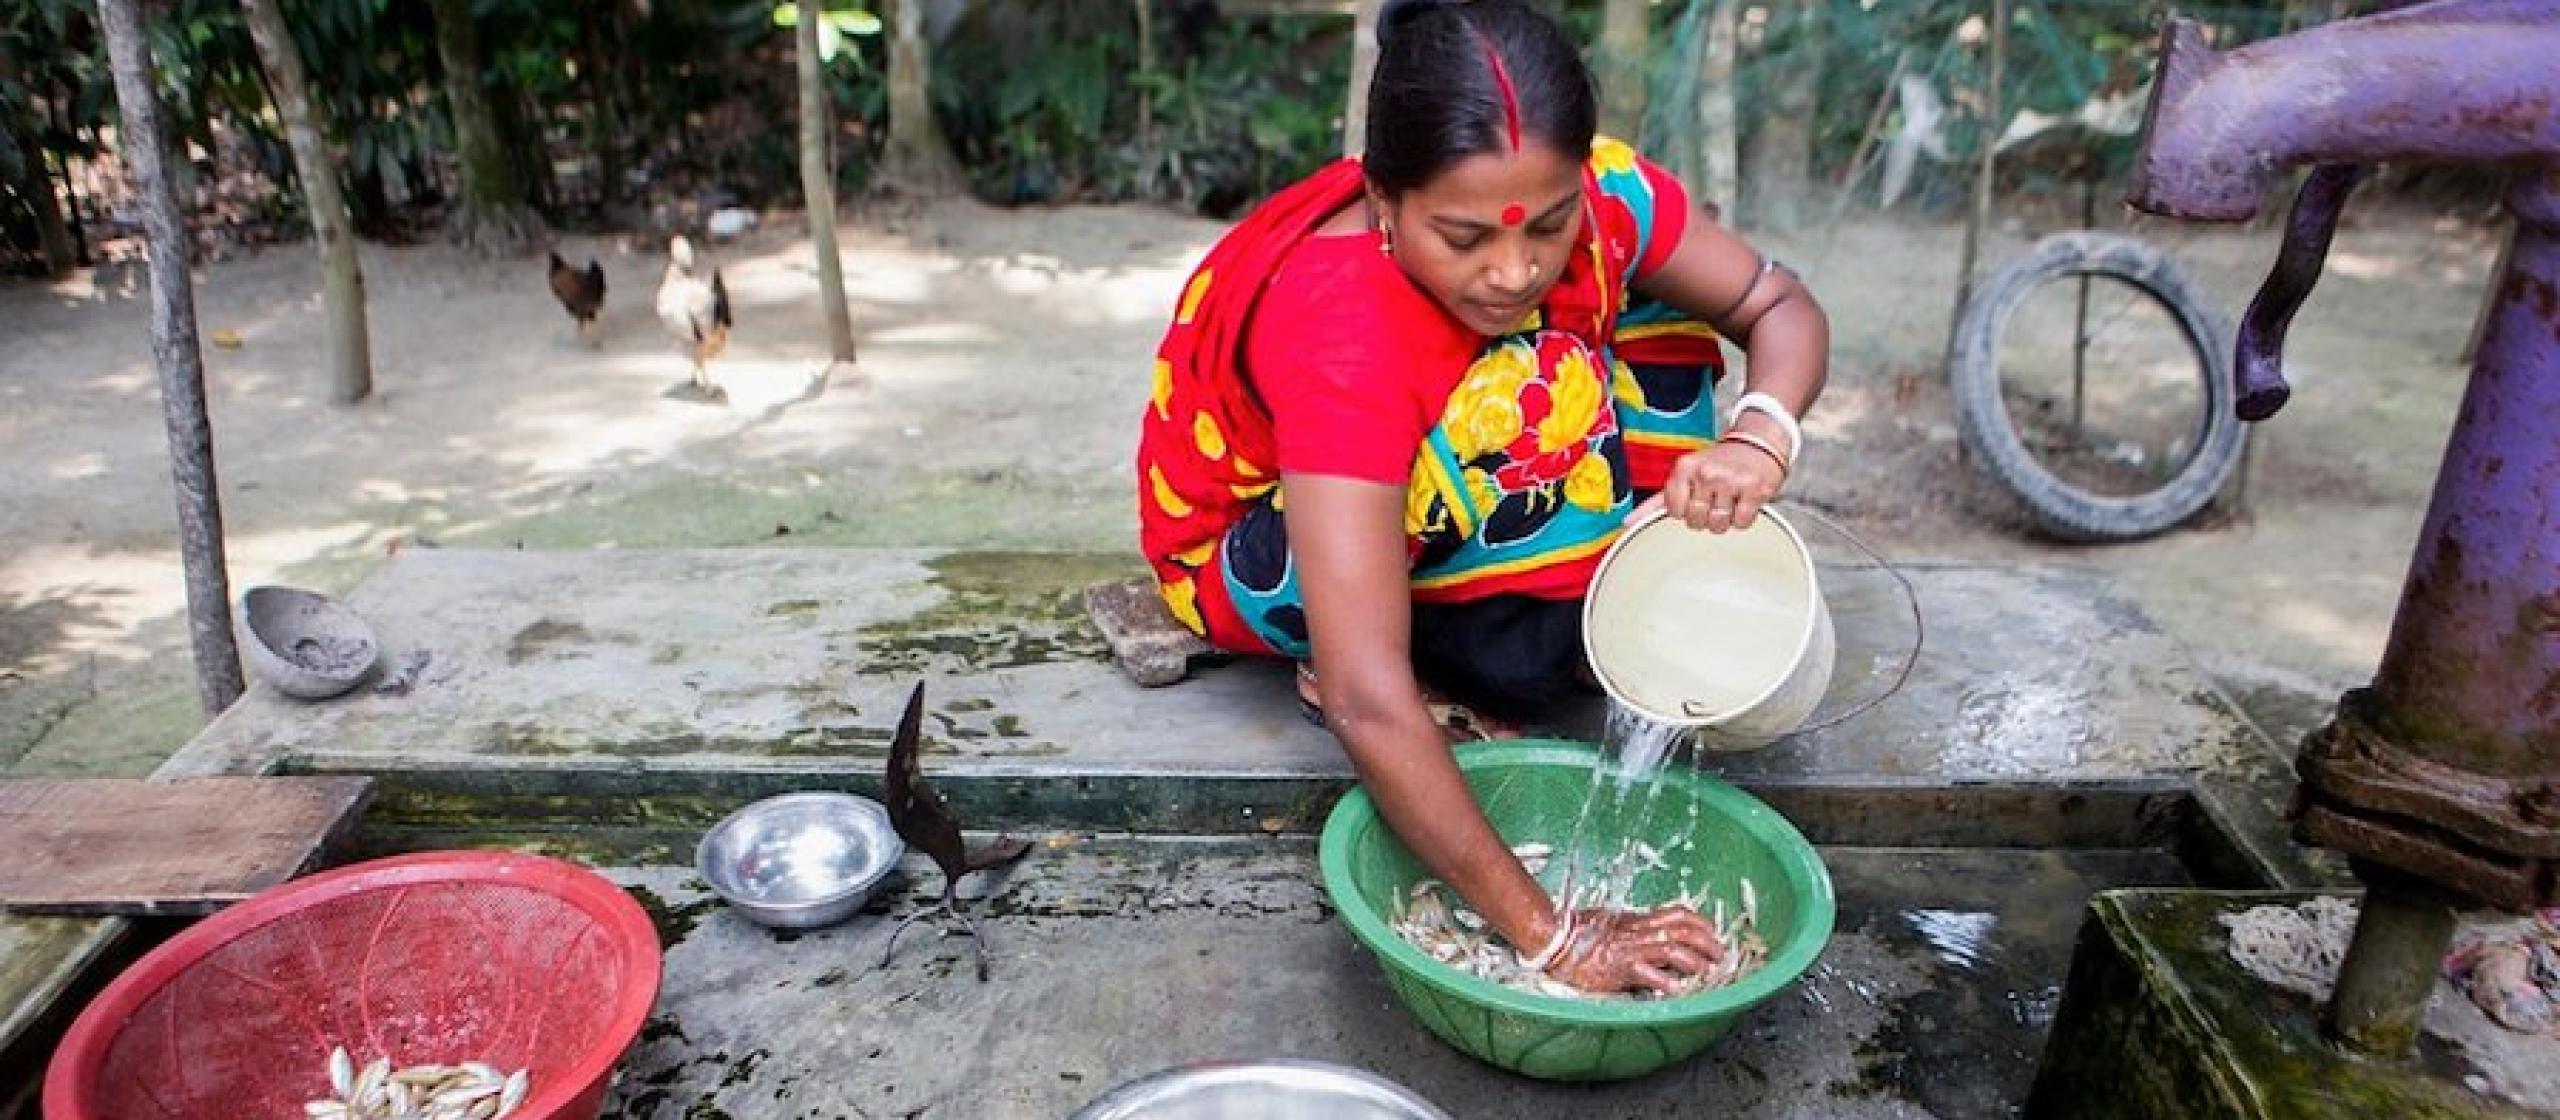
[
  {"left": 98, "top": 0, "right": 245, "bottom": 716},
  {"left": 1696, "top": 0, "right": 1740, "bottom": 216},
  {"left": 2071, "top": 174, "right": 2094, "bottom": 444},
  {"left": 1746, "top": 0, "right": 1822, "bottom": 230},
  {"left": 581, "top": 9, "right": 624, "bottom": 211},
  {"left": 240, "top": 0, "right": 375, "bottom": 405},
  {"left": 1137, "top": 0, "right": 1157, "bottom": 149},
  {"left": 430, "top": 0, "right": 543, "bottom": 255},
  {"left": 1346, "top": 0, "right": 1385, "bottom": 157},
  {"left": 1596, "top": 0, "right": 1652, "bottom": 141},
  {"left": 1949, "top": 0, "right": 2008, "bottom": 357},
  {"left": 798, "top": 0, "right": 858, "bottom": 363},
  {"left": 883, "top": 0, "right": 965, "bottom": 193},
  {"left": 1825, "top": 50, "right": 1908, "bottom": 230}
]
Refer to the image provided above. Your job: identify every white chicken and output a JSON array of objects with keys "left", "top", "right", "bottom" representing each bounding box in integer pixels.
[{"left": 655, "top": 235, "right": 732, "bottom": 399}]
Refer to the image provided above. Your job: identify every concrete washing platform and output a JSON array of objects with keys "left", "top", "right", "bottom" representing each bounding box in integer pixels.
[
  {"left": 155, "top": 547, "right": 2277, "bottom": 788},
  {"left": 2029, "top": 891, "right": 2558, "bottom": 1118},
  {"left": 3, "top": 548, "right": 2370, "bottom": 1117},
  {"left": 584, "top": 840, "right": 2194, "bottom": 1119}
]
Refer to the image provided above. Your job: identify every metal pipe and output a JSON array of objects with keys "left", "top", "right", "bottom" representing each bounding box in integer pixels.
[
  {"left": 2128, "top": 2, "right": 2560, "bottom": 222},
  {"left": 2366, "top": 191, "right": 2560, "bottom": 782},
  {"left": 2327, "top": 868, "right": 2457, "bottom": 1058},
  {"left": 2124, "top": 0, "right": 2560, "bottom": 1058}
]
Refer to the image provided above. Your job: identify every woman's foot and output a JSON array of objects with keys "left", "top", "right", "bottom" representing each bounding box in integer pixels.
[{"left": 1296, "top": 664, "right": 1526, "bottom": 741}]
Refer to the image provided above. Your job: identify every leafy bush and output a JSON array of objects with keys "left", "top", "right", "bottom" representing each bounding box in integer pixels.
[{"left": 934, "top": 1, "right": 1347, "bottom": 216}]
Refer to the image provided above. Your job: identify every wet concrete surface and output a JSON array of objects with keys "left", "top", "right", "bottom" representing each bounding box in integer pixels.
[
  {"left": 603, "top": 838, "right": 2190, "bottom": 1120},
  {"left": 5, "top": 548, "right": 2295, "bottom": 1116},
  {"left": 160, "top": 549, "right": 2276, "bottom": 788}
]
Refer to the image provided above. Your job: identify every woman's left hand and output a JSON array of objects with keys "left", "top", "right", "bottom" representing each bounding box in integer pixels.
[{"left": 1635, "top": 440, "right": 1785, "bottom": 534}]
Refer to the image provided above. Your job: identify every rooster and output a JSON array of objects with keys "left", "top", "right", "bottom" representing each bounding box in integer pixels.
[
  {"left": 880, "top": 681, "right": 1033, "bottom": 981},
  {"left": 655, "top": 235, "right": 732, "bottom": 399},
  {"left": 546, "top": 252, "right": 607, "bottom": 345}
]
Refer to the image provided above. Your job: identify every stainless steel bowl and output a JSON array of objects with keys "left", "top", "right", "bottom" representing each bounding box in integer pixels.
[
  {"left": 1070, "top": 1061, "right": 1453, "bottom": 1120},
  {"left": 696, "top": 792, "right": 904, "bottom": 929}
]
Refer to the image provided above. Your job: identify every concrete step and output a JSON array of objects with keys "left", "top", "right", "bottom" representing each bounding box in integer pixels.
[{"left": 166, "top": 547, "right": 2281, "bottom": 798}]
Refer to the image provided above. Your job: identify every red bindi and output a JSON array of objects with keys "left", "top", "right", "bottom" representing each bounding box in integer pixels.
[{"left": 1500, "top": 204, "right": 1527, "bottom": 227}]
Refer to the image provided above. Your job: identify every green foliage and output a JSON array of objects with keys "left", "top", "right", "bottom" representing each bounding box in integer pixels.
[
  {"left": 1, "top": 0, "right": 112, "bottom": 155},
  {"left": 1114, "top": 16, "right": 1345, "bottom": 216},
  {"left": 283, "top": 0, "right": 444, "bottom": 229},
  {"left": 1, "top": 0, "right": 2415, "bottom": 261},
  {"left": 1626, "top": 0, "right": 2317, "bottom": 212},
  {"left": 2, "top": 0, "right": 113, "bottom": 264},
  {"left": 772, "top": 3, "right": 882, "bottom": 64},
  {"left": 934, "top": 1, "right": 1348, "bottom": 215}
]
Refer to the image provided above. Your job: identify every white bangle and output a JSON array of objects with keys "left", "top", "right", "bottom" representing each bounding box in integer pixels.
[{"left": 1731, "top": 391, "right": 1803, "bottom": 465}]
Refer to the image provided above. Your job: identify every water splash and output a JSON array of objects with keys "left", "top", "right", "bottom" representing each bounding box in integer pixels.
[
  {"left": 1904, "top": 909, "right": 1999, "bottom": 971},
  {"left": 1606, "top": 702, "right": 1692, "bottom": 790},
  {"left": 1547, "top": 702, "right": 1699, "bottom": 914}
]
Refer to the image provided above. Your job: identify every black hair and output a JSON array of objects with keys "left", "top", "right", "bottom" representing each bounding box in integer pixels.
[{"left": 1364, "top": 0, "right": 1598, "bottom": 196}]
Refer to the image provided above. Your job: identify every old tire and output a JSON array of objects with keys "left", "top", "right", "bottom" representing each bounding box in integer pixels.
[{"left": 1950, "top": 232, "right": 2245, "bottom": 543}]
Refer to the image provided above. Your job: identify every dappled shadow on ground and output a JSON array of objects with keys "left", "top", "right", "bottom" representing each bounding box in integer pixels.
[
  {"left": 0, "top": 586, "right": 124, "bottom": 673},
  {"left": 0, "top": 202, "right": 1211, "bottom": 702},
  {"left": 0, "top": 197, "right": 2504, "bottom": 772}
]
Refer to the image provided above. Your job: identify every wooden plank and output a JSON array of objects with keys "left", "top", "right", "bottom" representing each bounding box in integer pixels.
[{"left": 0, "top": 777, "right": 372, "bottom": 916}]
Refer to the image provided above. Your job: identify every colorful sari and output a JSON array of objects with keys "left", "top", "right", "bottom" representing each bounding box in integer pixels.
[{"left": 1138, "top": 139, "right": 1726, "bottom": 657}]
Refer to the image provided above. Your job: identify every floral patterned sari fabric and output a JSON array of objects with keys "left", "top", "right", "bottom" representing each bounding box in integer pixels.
[{"left": 1138, "top": 140, "right": 1725, "bottom": 656}]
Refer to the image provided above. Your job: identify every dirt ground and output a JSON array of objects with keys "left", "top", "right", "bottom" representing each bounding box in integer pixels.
[{"left": 0, "top": 193, "right": 2504, "bottom": 775}]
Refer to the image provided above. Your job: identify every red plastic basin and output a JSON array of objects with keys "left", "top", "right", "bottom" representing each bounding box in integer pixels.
[{"left": 45, "top": 851, "right": 663, "bottom": 1120}]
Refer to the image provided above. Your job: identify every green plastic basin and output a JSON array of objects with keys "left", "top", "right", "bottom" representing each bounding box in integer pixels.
[{"left": 1318, "top": 739, "right": 1835, "bottom": 1082}]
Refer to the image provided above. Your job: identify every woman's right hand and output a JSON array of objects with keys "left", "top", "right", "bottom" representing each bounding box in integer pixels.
[{"left": 1543, "top": 904, "right": 1728, "bottom": 995}]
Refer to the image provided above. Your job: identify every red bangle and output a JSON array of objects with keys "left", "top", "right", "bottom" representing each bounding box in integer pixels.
[{"left": 1718, "top": 430, "right": 1791, "bottom": 479}]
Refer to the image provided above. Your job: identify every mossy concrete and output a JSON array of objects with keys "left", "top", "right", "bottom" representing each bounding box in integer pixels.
[
  {"left": 0, "top": 915, "right": 131, "bottom": 1118},
  {"left": 434, "top": 467, "right": 1132, "bottom": 556},
  {"left": 2, "top": 672, "right": 201, "bottom": 780},
  {"left": 9, "top": 547, "right": 2304, "bottom": 1114},
  {"left": 2027, "top": 891, "right": 2547, "bottom": 1118},
  {"left": 157, "top": 548, "right": 2280, "bottom": 791}
]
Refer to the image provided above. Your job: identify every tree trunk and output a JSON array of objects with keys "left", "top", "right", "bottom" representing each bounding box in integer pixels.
[
  {"left": 1694, "top": 0, "right": 1739, "bottom": 216},
  {"left": 581, "top": 8, "right": 623, "bottom": 211},
  {"left": 799, "top": 0, "right": 858, "bottom": 363},
  {"left": 348, "top": 155, "right": 392, "bottom": 239},
  {"left": 53, "top": 157, "right": 92, "bottom": 266},
  {"left": 98, "top": 0, "right": 245, "bottom": 717},
  {"left": 1596, "top": 0, "right": 1651, "bottom": 141},
  {"left": 429, "top": 0, "right": 543, "bottom": 255},
  {"left": 1950, "top": 0, "right": 2007, "bottom": 351},
  {"left": 1743, "top": 0, "right": 1819, "bottom": 230},
  {"left": 882, "top": 0, "right": 965, "bottom": 195},
  {"left": 493, "top": 85, "right": 554, "bottom": 214},
  {"left": 3, "top": 115, "right": 78, "bottom": 277},
  {"left": 1344, "top": 0, "right": 1385, "bottom": 156},
  {"left": 240, "top": 0, "right": 375, "bottom": 405},
  {"left": 1135, "top": 0, "right": 1155, "bottom": 150}
]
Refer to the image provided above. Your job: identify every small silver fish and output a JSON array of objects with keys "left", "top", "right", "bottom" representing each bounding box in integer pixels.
[
  {"left": 328, "top": 1047, "right": 354, "bottom": 1099},
  {"left": 496, "top": 1069, "right": 529, "bottom": 1116}
]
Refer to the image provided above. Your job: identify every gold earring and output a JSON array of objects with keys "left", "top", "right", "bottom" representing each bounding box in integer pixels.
[{"left": 1378, "top": 223, "right": 1395, "bottom": 257}]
